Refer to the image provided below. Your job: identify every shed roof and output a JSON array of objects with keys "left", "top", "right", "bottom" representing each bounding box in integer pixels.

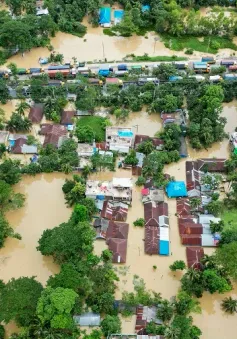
[
  {"left": 197, "top": 158, "right": 226, "bottom": 172},
  {"left": 113, "top": 177, "right": 133, "bottom": 188},
  {"left": 28, "top": 104, "right": 44, "bottom": 123},
  {"left": 179, "top": 223, "right": 203, "bottom": 235},
  {"left": 73, "top": 313, "right": 100, "bottom": 326},
  {"left": 61, "top": 110, "right": 75, "bottom": 125},
  {"left": 181, "top": 234, "right": 202, "bottom": 246},
  {"left": 99, "top": 7, "right": 111, "bottom": 24},
  {"left": 106, "top": 220, "right": 129, "bottom": 240},
  {"left": 176, "top": 198, "right": 191, "bottom": 216},
  {"left": 145, "top": 226, "right": 159, "bottom": 254},
  {"left": 40, "top": 124, "right": 68, "bottom": 147},
  {"left": 107, "top": 238, "right": 127, "bottom": 263},
  {"left": 144, "top": 202, "right": 159, "bottom": 227},
  {"left": 134, "top": 134, "right": 164, "bottom": 150},
  {"left": 101, "top": 201, "right": 128, "bottom": 221},
  {"left": 186, "top": 247, "right": 204, "bottom": 269}
]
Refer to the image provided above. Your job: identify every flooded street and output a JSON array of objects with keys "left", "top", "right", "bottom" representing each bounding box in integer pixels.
[{"left": 1, "top": 103, "right": 237, "bottom": 337}]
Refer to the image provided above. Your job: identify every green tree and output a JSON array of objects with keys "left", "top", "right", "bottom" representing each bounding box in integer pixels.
[
  {"left": 16, "top": 101, "right": 30, "bottom": 117},
  {"left": 0, "top": 277, "right": 43, "bottom": 327},
  {"left": 124, "top": 149, "right": 138, "bottom": 166},
  {"left": 70, "top": 204, "right": 89, "bottom": 223},
  {"left": 116, "top": 11, "right": 137, "bottom": 37},
  {"left": 75, "top": 125, "right": 95, "bottom": 143},
  {"left": 210, "top": 220, "right": 224, "bottom": 234},
  {"left": 202, "top": 269, "right": 231, "bottom": 294},
  {"left": 0, "top": 213, "right": 21, "bottom": 248},
  {"left": 164, "top": 326, "right": 181, "bottom": 339},
  {"left": 76, "top": 86, "right": 98, "bottom": 112},
  {"left": 133, "top": 218, "right": 145, "bottom": 227},
  {"left": 0, "top": 159, "right": 22, "bottom": 185},
  {"left": 36, "top": 287, "right": 78, "bottom": 329},
  {"left": 137, "top": 140, "right": 154, "bottom": 155},
  {"left": 37, "top": 220, "right": 95, "bottom": 263},
  {"left": 190, "top": 197, "right": 201, "bottom": 210},
  {"left": 152, "top": 94, "right": 178, "bottom": 113},
  {"left": 0, "top": 324, "right": 5, "bottom": 339},
  {"left": 173, "top": 291, "right": 201, "bottom": 316},
  {"left": 0, "top": 79, "right": 10, "bottom": 104},
  {"left": 0, "top": 143, "right": 6, "bottom": 159},
  {"left": 153, "top": 63, "right": 177, "bottom": 81},
  {"left": 157, "top": 300, "right": 173, "bottom": 323},
  {"left": 169, "top": 260, "right": 186, "bottom": 271},
  {"left": 6, "top": 113, "right": 32, "bottom": 132},
  {"left": 135, "top": 176, "right": 146, "bottom": 186},
  {"left": 0, "top": 180, "right": 25, "bottom": 212},
  {"left": 215, "top": 241, "right": 237, "bottom": 279},
  {"left": 221, "top": 297, "right": 237, "bottom": 314},
  {"left": 100, "top": 315, "right": 121, "bottom": 336}
]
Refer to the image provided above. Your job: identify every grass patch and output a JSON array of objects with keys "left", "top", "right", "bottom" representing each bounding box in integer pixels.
[
  {"left": 221, "top": 209, "right": 237, "bottom": 228},
  {"left": 131, "top": 54, "right": 187, "bottom": 62},
  {"left": 103, "top": 28, "right": 117, "bottom": 36},
  {"left": 161, "top": 35, "right": 237, "bottom": 54},
  {"left": 77, "top": 116, "right": 107, "bottom": 141},
  {"left": 136, "top": 24, "right": 156, "bottom": 36}
]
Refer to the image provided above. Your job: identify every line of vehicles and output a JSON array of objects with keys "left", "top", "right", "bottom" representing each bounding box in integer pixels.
[{"left": 2, "top": 57, "right": 237, "bottom": 83}]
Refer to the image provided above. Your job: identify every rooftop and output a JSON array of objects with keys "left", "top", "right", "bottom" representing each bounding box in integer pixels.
[
  {"left": 40, "top": 124, "right": 68, "bottom": 147},
  {"left": 28, "top": 104, "right": 44, "bottom": 124},
  {"left": 101, "top": 201, "right": 128, "bottom": 221},
  {"left": 61, "top": 110, "right": 75, "bottom": 125},
  {"left": 106, "top": 238, "right": 128, "bottom": 263},
  {"left": 86, "top": 180, "right": 132, "bottom": 201},
  {"left": 11, "top": 138, "right": 38, "bottom": 154}
]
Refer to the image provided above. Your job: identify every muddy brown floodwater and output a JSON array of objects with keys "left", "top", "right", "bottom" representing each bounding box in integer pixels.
[{"left": 1, "top": 103, "right": 237, "bottom": 338}]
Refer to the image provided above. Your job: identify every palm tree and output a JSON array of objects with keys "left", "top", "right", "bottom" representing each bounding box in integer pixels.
[
  {"left": 190, "top": 197, "right": 201, "bottom": 211},
  {"left": 221, "top": 297, "right": 237, "bottom": 314},
  {"left": 186, "top": 268, "right": 201, "bottom": 282},
  {"left": 82, "top": 165, "right": 92, "bottom": 179},
  {"left": 164, "top": 326, "right": 181, "bottom": 339},
  {"left": 16, "top": 101, "right": 30, "bottom": 116}
]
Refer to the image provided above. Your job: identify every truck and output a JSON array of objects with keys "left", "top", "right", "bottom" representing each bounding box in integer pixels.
[
  {"left": 193, "top": 62, "right": 210, "bottom": 73},
  {"left": 201, "top": 56, "right": 216, "bottom": 64},
  {"left": 114, "top": 70, "right": 128, "bottom": 76},
  {"left": 228, "top": 65, "right": 237, "bottom": 71},
  {"left": 223, "top": 73, "right": 237, "bottom": 81},
  {"left": 169, "top": 75, "right": 183, "bottom": 82},
  {"left": 188, "top": 75, "right": 205, "bottom": 82},
  {"left": 29, "top": 68, "right": 43, "bottom": 74},
  {"left": 173, "top": 62, "right": 188, "bottom": 69},
  {"left": 88, "top": 78, "right": 103, "bottom": 85},
  {"left": 47, "top": 69, "right": 70, "bottom": 78},
  {"left": 48, "top": 65, "right": 71, "bottom": 71},
  {"left": 131, "top": 65, "right": 144, "bottom": 72},
  {"left": 67, "top": 79, "right": 82, "bottom": 84},
  {"left": 221, "top": 59, "right": 236, "bottom": 66},
  {"left": 138, "top": 77, "right": 159, "bottom": 85},
  {"left": 17, "top": 68, "right": 30, "bottom": 75},
  {"left": 209, "top": 75, "right": 222, "bottom": 82},
  {"left": 106, "top": 78, "right": 123, "bottom": 86},
  {"left": 118, "top": 64, "right": 127, "bottom": 71}
]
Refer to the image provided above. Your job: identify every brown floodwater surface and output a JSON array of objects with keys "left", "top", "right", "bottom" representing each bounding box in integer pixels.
[{"left": 2, "top": 103, "right": 237, "bottom": 338}]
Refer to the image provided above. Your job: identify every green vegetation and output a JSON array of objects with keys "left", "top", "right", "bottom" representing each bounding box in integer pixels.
[
  {"left": 75, "top": 116, "right": 107, "bottom": 142},
  {"left": 169, "top": 260, "right": 186, "bottom": 271},
  {"left": 130, "top": 54, "right": 187, "bottom": 62},
  {"left": 101, "top": 315, "right": 121, "bottom": 336},
  {"left": 133, "top": 218, "right": 145, "bottom": 227},
  {"left": 221, "top": 297, "right": 237, "bottom": 314},
  {"left": 162, "top": 35, "right": 237, "bottom": 54}
]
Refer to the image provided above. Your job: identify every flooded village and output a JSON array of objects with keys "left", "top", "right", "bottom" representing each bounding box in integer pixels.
[{"left": 1, "top": 1, "right": 237, "bottom": 339}]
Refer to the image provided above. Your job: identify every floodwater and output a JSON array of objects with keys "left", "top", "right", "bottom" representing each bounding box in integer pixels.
[
  {"left": 0, "top": 100, "right": 20, "bottom": 120},
  {"left": 1, "top": 102, "right": 237, "bottom": 337}
]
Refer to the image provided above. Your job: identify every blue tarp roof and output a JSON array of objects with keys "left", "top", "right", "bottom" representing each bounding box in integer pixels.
[
  {"left": 99, "top": 7, "right": 111, "bottom": 24},
  {"left": 159, "top": 240, "right": 169, "bottom": 256},
  {"left": 166, "top": 181, "right": 187, "bottom": 198},
  {"left": 142, "top": 5, "right": 150, "bottom": 12},
  {"left": 114, "top": 9, "right": 124, "bottom": 19}
]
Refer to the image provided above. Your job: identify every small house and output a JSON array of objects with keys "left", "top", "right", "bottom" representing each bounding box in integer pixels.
[
  {"left": 40, "top": 124, "right": 68, "bottom": 148},
  {"left": 106, "top": 238, "right": 127, "bottom": 263},
  {"left": 10, "top": 137, "right": 38, "bottom": 154},
  {"left": 28, "top": 104, "right": 44, "bottom": 124},
  {"left": 99, "top": 7, "right": 111, "bottom": 26},
  {"left": 114, "top": 9, "right": 124, "bottom": 25},
  {"left": 144, "top": 201, "right": 159, "bottom": 227},
  {"left": 106, "top": 126, "right": 134, "bottom": 153},
  {"left": 166, "top": 181, "right": 187, "bottom": 198},
  {"left": 179, "top": 136, "right": 188, "bottom": 158},
  {"left": 186, "top": 247, "right": 204, "bottom": 270},
  {"left": 197, "top": 158, "right": 226, "bottom": 173},
  {"left": 101, "top": 201, "right": 128, "bottom": 221},
  {"left": 145, "top": 226, "right": 159, "bottom": 255},
  {"left": 73, "top": 313, "right": 100, "bottom": 327},
  {"left": 60, "top": 110, "right": 75, "bottom": 125}
]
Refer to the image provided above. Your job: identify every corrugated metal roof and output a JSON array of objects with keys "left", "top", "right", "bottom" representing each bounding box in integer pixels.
[
  {"left": 186, "top": 247, "right": 204, "bottom": 269},
  {"left": 201, "top": 234, "right": 215, "bottom": 247},
  {"left": 73, "top": 313, "right": 100, "bottom": 326},
  {"left": 159, "top": 227, "right": 169, "bottom": 241}
]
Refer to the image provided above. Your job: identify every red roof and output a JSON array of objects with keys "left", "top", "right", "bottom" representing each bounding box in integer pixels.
[
  {"left": 134, "top": 134, "right": 164, "bottom": 149},
  {"left": 157, "top": 202, "right": 168, "bottom": 217},
  {"left": 181, "top": 234, "right": 202, "bottom": 246},
  {"left": 141, "top": 188, "right": 149, "bottom": 196},
  {"left": 186, "top": 246, "right": 204, "bottom": 269},
  {"left": 11, "top": 137, "right": 26, "bottom": 154},
  {"left": 40, "top": 124, "right": 67, "bottom": 147},
  {"left": 176, "top": 198, "right": 191, "bottom": 216},
  {"left": 197, "top": 158, "right": 226, "bottom": 172},
  {"left": 106, "top": 220, "right": 129, "bottom": 240},
  {"left": 28, "top": 104, "right": 44, "bottom": 123},
  {"left": 144, "top": 202, "right": 159, "bottom": 227},
  {"left": 106, "top": 238, "right": 127, "bottom": 263},
  {"left": 145, "top": 226, "right": 159, "bottom": 255},
  {"left": 101, "top": 201, "right": 128, "bottom": 222},
  {"left": 179, "top": 223, "right": 203, "bottom": 235},
  {"left": 61, "top": 110, "right": 75, "bottom": 125},
  {"left": 96, "top": 142, "right": 108, "bottom": 151}
]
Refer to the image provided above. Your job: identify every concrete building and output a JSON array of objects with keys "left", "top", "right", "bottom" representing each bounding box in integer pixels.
[{"left": 106, "top": 126, "right": 134, "bottom": 153}]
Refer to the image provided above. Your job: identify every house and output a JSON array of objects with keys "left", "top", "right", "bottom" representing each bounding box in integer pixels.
[
  {"left": 77, "top": 143, "right": 95, "bottom": 157},
  {"left": 131, "top": 152, "right": 145, "bottom": 176},
  {"left": 114, "top": 9, "right": 124, "bottom": 25},
  {"left": 99, "top": 7, "right": 111, "bottom": 26},
  {"left": 28, "top": 104, "right": 44, "bottom": 124},
  {"left": 186, "top": 247, "right": 204, "bottom": 269},
  {"left": 10, "top": 137, "right": 38, "bottom": 154},
  {"left": 186, "top": 161, "right": 201, "bottom": 198},
  {"left": 106, "top": 127, "right": 134, "bottom": 153},
  {"left": 166, "top": 181, "right": 187, "bottom": 198},
  {"left": 86, "top": 179, "right": 132, "bottom": 203},
  {"left": 135, "top": 306, "right": 162, "bottom": 333},
  {"left": 60, "top": 110, "right": 75, "bottom": 125},
  {"left": 0, "top": 131, "right": 9, "bottom": 144},
  {"left": 106, "top": 238, "right": 127, "bottom": 263},
  {"left": 73, "top": 313, "right": 100, "bottom": 326},
  {"left": 145, "top": 226, "right": 159, "bottom": 254},
  {"left": 101, "top": 201, "right": 128, "bottom": 221},
  {"left": 157, "top": 202, "right": 169, "bottom": 227},
  {"left": 40, "top": 124, "right": 68, "bottom": 148},
  {"left": 179, "top": 136, "right": 188, "bottom": 158},
  {"left": 142, "top": 189, "right": 164, "bottom": 204},
  {"left": 106, "top": 220, "right": 129, "bottom": 240},
  {"left": 197, "top": 158, "right": 226, "bottom": 172},
  {"left": 134, "top": 134, "right": 164, "bottom": 151},
  {"left": 176, "top": 198, "right": 191, "bottom": 216},
  {"left": 144, "top": 202, "right": 159, "bottom": 227},
  {"left": 179, "top": 222, "right": 204, "bottom": 235}
]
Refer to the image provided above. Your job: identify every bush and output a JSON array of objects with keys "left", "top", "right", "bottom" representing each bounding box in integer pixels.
[
  {"left": 185, "top": 48, "right": 193, "bottom": 55},
  {"left": 135, "top": 176, "right": 146, "bottom": 186},
  {"left": 133, "top": 218, "right": 145, "bottom": 227}
]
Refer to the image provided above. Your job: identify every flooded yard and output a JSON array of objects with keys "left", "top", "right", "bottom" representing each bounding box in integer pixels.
[{"left": 1, "top": 103, "right": 237, "bottom": 337}]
